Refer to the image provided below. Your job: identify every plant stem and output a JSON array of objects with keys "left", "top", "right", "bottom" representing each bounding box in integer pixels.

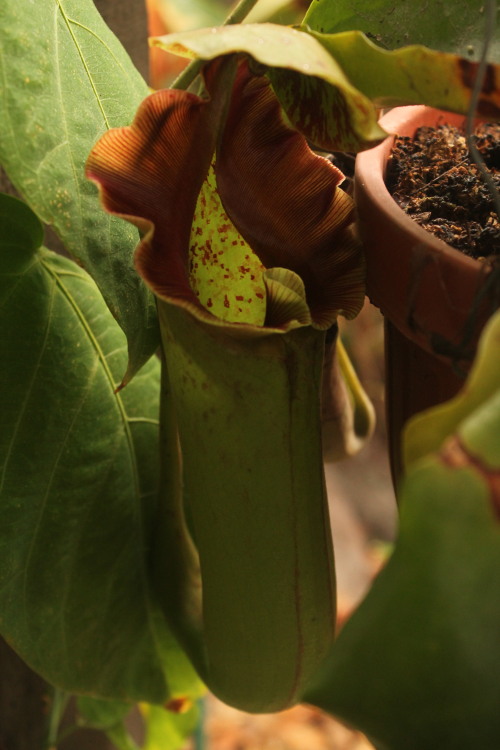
[
  {"left": 193, "top": 698, "right": 206, "bottom": 750},
  {"left": 171, "top": 0, "right": 262, "bottom": 91},
  {"left": 336, "top": 336, "right": 375, "bottom": 440},
  {"left": 223, "top": 0, "right": 261, "bottom": 25},
  {"left": 46, "top": 688, "right": 70, "bottom": 749}
]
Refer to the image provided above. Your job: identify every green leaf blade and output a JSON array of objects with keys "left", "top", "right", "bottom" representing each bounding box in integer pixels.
[
  {"left": 152, "top": 23, "right": 386, "bottom": 150},
  {"left": 303, "top": 0, "right": 500, "bottom": 62},
  {"left": 305, "top": 458, "right": 500, "bottom": 748},
  {"left": 304, "top": 315, "right": 500, "bottom": 747},
  {"left": 310, "top": 31, "right": 500, "bottom": 116},
  {"left": 141, "top": 702, "right": 200, "bottom": 750},
  {"left": 77, "top": 696, "right": 132, "bottom": 731},
  {"left": 0, "top": 0, "right": 159, "bottom": 380},
  {"left": 405, "top": 310, "right": 500, "bottom": 468},
  {"left": 0, "top": 195, "right": 199, "bottom": 703},
  {"left": 153, "top": 21, "right": 500, "bottom": 152}
]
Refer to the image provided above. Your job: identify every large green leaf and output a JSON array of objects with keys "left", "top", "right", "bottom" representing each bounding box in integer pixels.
[
  {"left": 303, "top": 0, "right": 500, "bottom": 62},
  {"left": 151, "top": 23, "right": 386, "bottom": 151},
  {"left": 308, "top": 30, "right": 500, "bottom": 114},
  {"left": 305, "top": 454, "right": 500, "bottom": 748},
  {"left": 0, "top": 194, "right": 200, "bottom": 703},
  {"left": 405, "top": 309, "right": 500, "bottom": 467},
  {"left": 76, "top": 697, "right": 199, "bottom": 750},
  {"left": 140, "top": 702, "right": 199, "bottom": 750},
  {"left": 304, "top": 316, "right": 500, "bottom": 748},
  {"left": 0, "top": 0, "right": 159, "bottom": 382},
  {"left": 152, "top": 23, "right": 500, "bottom": 152},
  {"left": 77, "top": 696, "right": 132, "bottom": 731}
]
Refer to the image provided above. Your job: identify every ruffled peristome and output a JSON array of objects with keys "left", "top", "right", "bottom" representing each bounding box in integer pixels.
[{"left": 86, "top": 58, "right": 364, "bottom": 337}]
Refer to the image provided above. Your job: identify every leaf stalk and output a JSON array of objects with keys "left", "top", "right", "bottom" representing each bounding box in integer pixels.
[{"left": 170, "top": 0, "right": 262, "bottom": 91}]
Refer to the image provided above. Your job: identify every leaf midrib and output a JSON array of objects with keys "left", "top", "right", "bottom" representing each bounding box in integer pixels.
[
  {"left": 42, "top": 256, "right": 139, "bottom": 492},
  {"left": 57, "top": 0, "right": 110, "bottom": 129},
  {"left": 40, "top": 257, "right": 165, "bottom": 676}
]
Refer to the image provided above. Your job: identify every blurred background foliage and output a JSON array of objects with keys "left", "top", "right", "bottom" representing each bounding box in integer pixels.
[{"left": 146, "top": 0, "right": 310, "bottom": 87}]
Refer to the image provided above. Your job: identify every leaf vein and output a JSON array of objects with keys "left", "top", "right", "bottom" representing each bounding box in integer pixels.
[
  {"left": 0, "top": 272, "right": 56, "bottom": 499},
  {"left": 67, "top": 18, "right": 138, "bottom": 86},
  {"left": 0, "top": 257, "right": 41, "bottom": 312},
  {"left": 39, "top": 260, "right": 163, "bottom": 667},
  {"left": 57, "top": 0, "right": 110, "bottom": 129}
]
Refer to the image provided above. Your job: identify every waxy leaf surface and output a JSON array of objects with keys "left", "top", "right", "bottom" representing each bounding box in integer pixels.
[
  {"left": 140, "top": 702, "right": 200, "bottom": 750},
  {"left": 304, "top": 0, "right": 500, "bottom": 62},
  {"left": 153, "top": 22, "right": 500, "bottom": 151},
  {"left": 0, "top": 0, "right": 159, "bottom": 381},
  {"left": 405, "top": 309, "right": 500, "bottom": 468},
  {"left": 305, "top": 457, "right": 500, "bottom": 749},
  {"left": 77, "top": 696, "right": 132, "bottom": 731},
  {"left": 151, "top": 23, "right": 386, "bottom": 151},
  {"left": 310, "top": 31, "right": 500, "bottom": 117},
  {"left": 305, "top": 318, "right": 500, "bottom": 748},
  {"left": 0, "top": 194, "right": 200, "bottom": 703},
  {"left": 76, "top": 697, "right": 199, "bottom": 750}
]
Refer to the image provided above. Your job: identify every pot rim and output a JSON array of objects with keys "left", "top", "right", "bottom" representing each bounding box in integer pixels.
[
  {"left": 356, "top": 104, "right": 481, "bottom": 275},
  {"left": 354, "top": 104, "right": 495, "bottom": 365}
]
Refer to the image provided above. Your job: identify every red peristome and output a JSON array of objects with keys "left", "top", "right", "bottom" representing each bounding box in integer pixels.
[
  {"left": 86, "top": 57, "right": 364, "bottom": 330},
  {"left": 215, "top": 63, "right": 365, "bottom": 327},
  {"left": 86, "top": 60, "right": 232, "bottom": 317}
]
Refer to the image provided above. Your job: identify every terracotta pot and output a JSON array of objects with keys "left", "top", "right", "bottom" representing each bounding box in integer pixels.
[{"left": 354, "top": 105, "right": 499, "bottom": 484}]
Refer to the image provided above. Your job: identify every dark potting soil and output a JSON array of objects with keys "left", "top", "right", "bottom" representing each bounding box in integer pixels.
[{"left": 386, "top": 122, "right": 500, "bottom": 259}]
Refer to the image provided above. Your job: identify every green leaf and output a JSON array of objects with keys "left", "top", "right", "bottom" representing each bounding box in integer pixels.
[
  {"left": 151, "top": 23, "right": 386, "bottom": 150},
  {"left": 304, "top": 386, "right": 500, "bottom": 746},
  {"left": 78, "top": 693, "right": 200, "bottom": 750},
  {"left": 0, "top": 0, "right": 159, "bottom": 382},
  {"left": 458, "top": 389, "right": 500, "bottom": 472},
  {"left": 140, "top": 702, "right": 199, "bottom": 750},
  {"left": 303, "top": 0, "right": 500, "bottom": 62},
  {"left": 152, "top": 21, "right": 500, "bottom": 151},
  {"left": 0, "top": 193, "right": 44, "bottom": 264},
  {"left": 105, "top": 725, "right": 141, "bottom": 750},
  {"left": 307, "top": 30, "right": 500, "bottom": 115},
  {"left": 152, "top": 21, "right": 349, "bottom": 70},
  {"left": 77, "top": 697, "right": 132, "bottom": 731},
  {"left": 154, "top": 0, "right": 228, "bottom": 29},
  {"left": 77, "top": 698, "right": 200, "bottom": 750},
  {"left": 307, "top": 465, "right": 500, "bottom": 748},
  {"left": 0, "top": 194, "right": 200, "bottom": 703},
  {"left": 404, "top": 309, "right": 500, "bottom": 468}
]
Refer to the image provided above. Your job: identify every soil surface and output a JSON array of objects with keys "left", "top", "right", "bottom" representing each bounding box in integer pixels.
[{"left": 386, "top": 122, "right": 500, "bottom": 259}]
